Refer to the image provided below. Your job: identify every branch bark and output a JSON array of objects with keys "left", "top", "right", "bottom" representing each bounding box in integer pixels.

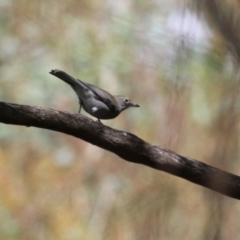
[{"left": 0, "top": 101, "right": 240, "bottom": 200}]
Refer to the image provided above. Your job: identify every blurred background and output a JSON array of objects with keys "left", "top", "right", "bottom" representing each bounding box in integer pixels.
[{"left": 1, "top": 0, "right": 240, "bottom": 239}]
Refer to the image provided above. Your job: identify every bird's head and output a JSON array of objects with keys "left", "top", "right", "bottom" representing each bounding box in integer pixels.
[{"left": 116, "top": 96, "right": 140, "bottom": 112}]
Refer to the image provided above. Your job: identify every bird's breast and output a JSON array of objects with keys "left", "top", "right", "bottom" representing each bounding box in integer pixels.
[{"left": 82, "top": 101, "right": 120, "bottom": 119}]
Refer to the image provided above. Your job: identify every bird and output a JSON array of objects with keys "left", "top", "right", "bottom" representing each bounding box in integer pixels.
[{"left": 49, "top": 69, "right": 140, "bottom": 122}]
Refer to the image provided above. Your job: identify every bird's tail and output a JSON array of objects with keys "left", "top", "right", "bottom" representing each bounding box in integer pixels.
[{"left": 49, "top": 69, "right": 80, "bottom": 87}]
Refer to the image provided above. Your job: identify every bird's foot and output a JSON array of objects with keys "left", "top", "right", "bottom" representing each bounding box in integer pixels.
[{"left": 97, "top": 119, "right": 103, "bottom": 124}]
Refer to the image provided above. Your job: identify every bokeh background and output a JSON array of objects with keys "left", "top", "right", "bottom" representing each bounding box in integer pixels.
[{"left": 1, "top": 0, "right": 240, "bottom": 239}]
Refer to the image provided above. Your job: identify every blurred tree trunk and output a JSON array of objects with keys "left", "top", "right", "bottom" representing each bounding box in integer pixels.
[
  {"left": 192, "top": 0, "right": 240, "bottom": 62},
  {"left": 190, "top": 1, "right": 240, "bottom": 239}
]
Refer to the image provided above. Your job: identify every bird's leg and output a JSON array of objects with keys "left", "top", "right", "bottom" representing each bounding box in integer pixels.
[
  {"left": 78, "top": 104, "right": 82, "bottom": 113},
  {"left": 78, "top": 100, "right": 82, "bottom": 113},
  {"left": 96, "top": 118, "right": 103, "bottom": 124}
]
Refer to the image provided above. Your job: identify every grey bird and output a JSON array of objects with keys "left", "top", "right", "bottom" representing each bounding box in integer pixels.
[{"left": 50, "top": 69, "right": 140, "bottom": 121}]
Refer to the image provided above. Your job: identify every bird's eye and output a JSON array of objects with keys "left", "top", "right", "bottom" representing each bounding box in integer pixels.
[{"left": 124, "top": 99, "right": 129, "bottom": 103}]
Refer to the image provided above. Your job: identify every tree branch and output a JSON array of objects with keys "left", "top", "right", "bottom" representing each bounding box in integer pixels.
[{"left": 0, "top": 101, "right": 240, "bottom": 200}]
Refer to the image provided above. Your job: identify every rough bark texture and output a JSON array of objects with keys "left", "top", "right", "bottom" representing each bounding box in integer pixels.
[{"left": 0, "top": 101, "right": 240, "bottom": 200}]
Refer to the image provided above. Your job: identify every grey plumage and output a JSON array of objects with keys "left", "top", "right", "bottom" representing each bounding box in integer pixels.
[{"left": 49, "top": 69, "right": 139, "bottom": 121}]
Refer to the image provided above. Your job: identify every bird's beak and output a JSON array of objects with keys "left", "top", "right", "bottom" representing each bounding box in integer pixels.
[{"left": 131, "top": 102, "right": 140, "bottom": 107}]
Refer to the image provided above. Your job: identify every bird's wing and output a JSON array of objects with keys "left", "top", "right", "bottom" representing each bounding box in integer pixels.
[
  {"left": 77, "top": 80, "right": 119, "bottom": 112},
  {"left": 50, "top": 69, "right": 119, "bottom": 112}
]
